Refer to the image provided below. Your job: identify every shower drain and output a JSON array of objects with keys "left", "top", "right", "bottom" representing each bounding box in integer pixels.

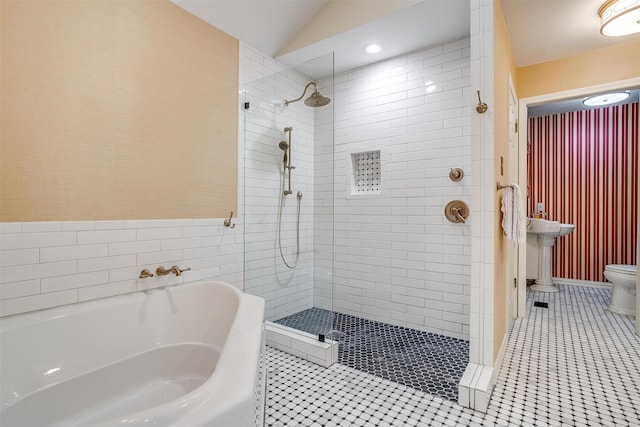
[{"left": 318, "top": 330, "right": 346, "bottom": 342}]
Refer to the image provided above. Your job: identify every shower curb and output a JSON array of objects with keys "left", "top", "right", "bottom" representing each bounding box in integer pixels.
[{"left": 265, "top": 321, "right": 339, "bottom": 368}]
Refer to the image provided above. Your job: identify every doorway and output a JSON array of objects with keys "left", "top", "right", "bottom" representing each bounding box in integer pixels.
[{"left": 517, "top": 77, "right": 640, "bottom": 314}]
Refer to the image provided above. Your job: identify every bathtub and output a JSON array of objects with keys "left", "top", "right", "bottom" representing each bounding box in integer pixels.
[{"left": 0, "top": 280, "right": 265, "bottom": 427}]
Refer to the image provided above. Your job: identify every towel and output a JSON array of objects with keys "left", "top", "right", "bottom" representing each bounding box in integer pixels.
[{"left": 501, "top": 184, "right": 525, "bottom": 244}]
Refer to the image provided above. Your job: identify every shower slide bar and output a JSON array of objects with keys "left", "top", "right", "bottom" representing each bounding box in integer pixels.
[{"left": 282, "top": 127, "right": 294, "bottom": 195}]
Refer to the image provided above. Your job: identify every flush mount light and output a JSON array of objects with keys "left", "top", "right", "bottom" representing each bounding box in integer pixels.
[
  {"left": 599, "top": 0, "right": 640, "bottom": 36},
  {"left": 583, "top": 91, "right": 630, "bottom": 106},
  {"left": 364, "top": 43, "right": 382, "bottom": 54}
]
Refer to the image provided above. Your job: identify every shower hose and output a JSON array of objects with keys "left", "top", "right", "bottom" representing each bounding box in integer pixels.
[{"left": 277, "top": 170, "right": 301, "bottom": 269}]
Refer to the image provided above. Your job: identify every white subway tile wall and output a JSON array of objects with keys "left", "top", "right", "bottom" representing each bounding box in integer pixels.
[
  {"left": 468, "top": 0, "right": 497, "bottom": 372},
  {"left": 316, "top": 38, "right": 472, "bottom": 339},
  {"left": 241, "top": 45, "right": 321, "bottom": 321},
  {"left": 0, "top": 219, "right": 243, "bottom": 317}
]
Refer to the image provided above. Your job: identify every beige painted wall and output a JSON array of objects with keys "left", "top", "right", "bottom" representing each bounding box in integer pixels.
[
  {"left": 493, "top": 0, "right": 518, "bottom": 359},
  {"left": 0, "top": 0, "right": 238, "bottom": 222},
  {"left": 517, "top": 41, "right": 640, "bottom": 99}
]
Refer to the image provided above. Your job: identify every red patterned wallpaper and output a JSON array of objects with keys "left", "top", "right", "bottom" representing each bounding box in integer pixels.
[{"left": 528, "top": 102, "right": 638, "bottom": 282}]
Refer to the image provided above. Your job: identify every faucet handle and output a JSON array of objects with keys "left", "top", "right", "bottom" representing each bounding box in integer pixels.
[
  {"left": 139, "top": 269, "right": 154, "bottom": 279},
  {"left": 171, "top": 265, "right": 191, "bottom": 276}
]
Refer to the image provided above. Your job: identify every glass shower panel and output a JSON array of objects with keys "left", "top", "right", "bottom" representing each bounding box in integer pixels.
[{"left": 243, "top": 52, "right": 334, "bottom": 341}]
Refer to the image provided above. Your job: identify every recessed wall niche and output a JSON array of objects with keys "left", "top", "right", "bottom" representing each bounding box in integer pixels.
[{"left": 349, "top": 150, "right": 381, "bottom": 195}]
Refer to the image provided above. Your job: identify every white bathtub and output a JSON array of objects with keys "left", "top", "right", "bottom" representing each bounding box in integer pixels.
[{"left": 0, "top": 281, "right": 265, "bottom": 427}]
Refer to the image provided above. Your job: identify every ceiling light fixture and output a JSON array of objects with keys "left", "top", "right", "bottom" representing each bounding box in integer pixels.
[
  {"left": 598, "top": 0, "right": 640, "bottom": 36},
  {"left": 583, "top": 91, "right": 630, "bottom": 106},
  {"left": 364, "top": 43, "right": 382, "bottom": 54}
]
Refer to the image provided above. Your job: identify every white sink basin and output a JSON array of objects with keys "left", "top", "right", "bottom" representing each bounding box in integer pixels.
[
  {"left": 527, "top": 218, "right": 575, "bottom": 237},
  {"left": 559, "top": 223, "right": 575, "bottom": 236},
  {"left": 526, "top": 218, "right": 561, "bottom": 236},
  {"left": 527, "top": 218, "right": 575, "bottom": 293}
]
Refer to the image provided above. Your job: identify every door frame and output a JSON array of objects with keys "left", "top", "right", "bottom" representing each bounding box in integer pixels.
[
  {"left": 517, "top": 76, "right": 640, "bottom": 315},
  {"left": 507, "top": 73, "right": 519, "bottom": 324}
]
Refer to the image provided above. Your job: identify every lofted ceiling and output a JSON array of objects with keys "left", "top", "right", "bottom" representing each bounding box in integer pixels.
[
  {"left": 172, "top": 0, "right": 640, "bottom": 74},
  {"left": 171, "top": 0, "right": 639, "bottom": 112},
  {"left": 171, "top": 0, "right": 470, "bottom": 79}
]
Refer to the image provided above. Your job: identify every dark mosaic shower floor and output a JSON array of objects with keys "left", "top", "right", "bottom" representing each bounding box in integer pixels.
[{"left": 274, "top": 307, "right": 469, "bottom": 402}]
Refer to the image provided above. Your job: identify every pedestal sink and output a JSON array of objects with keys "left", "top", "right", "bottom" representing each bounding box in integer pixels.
[{"left": 527, "top": 218, "right": 575, "bottom": 292}]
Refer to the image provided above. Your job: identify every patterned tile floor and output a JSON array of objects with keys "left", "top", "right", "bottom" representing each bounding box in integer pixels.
[
  {"left": 265, "top": 285, "right": 640, "bottom": 426},
  {"left": 274, "top": 308, "right": 468, "bottom": 401}
]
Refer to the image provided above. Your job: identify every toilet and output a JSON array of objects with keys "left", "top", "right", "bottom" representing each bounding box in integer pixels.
[{"left": 604, "top": 264, "right": 637, "bottom": 316}]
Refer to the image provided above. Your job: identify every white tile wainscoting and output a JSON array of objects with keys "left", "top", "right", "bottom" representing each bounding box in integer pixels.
[{"left": 0, "top": 219, "right": 243, "bottom": 317}]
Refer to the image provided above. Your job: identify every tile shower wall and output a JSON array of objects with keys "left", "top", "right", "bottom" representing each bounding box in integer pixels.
[
  {"left": 242, "top": 45, "right": 317, "bottom": 321},
  {"left": 0, "top": 219, "right": 243, "bottom": 317},
  {"left": 316, "top": 39, "right": 472, "bottom": 339}
]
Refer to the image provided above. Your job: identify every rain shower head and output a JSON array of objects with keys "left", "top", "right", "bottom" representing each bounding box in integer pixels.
[
  {"left": 284, "top": 82, "right": 331, "bottom": 108},
  {"left": 304, "top": 90, "right": 331, "bottom": 107}
]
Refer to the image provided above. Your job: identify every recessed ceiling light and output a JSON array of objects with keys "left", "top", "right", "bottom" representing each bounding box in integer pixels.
[
  {"left": 364, "top": 43, "right": 382, "bottom": 54},
  {"left": 583, "top": 91, "right": 630, "bottom": 106}
]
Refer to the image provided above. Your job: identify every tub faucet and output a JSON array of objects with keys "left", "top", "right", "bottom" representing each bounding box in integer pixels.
[
  {"left": 156, "top": 265, "right": 191, "bottom": 276},
  {"left": 139, "top": 269, "right": 154, "bottom": 278}
]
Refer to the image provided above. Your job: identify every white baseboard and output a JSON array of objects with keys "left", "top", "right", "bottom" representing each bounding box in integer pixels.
[
  {"left": 552, "top": 277, "right": 612, "bottom": 289},
  {"left": 458, "top": 363, "right": 493, "bottom": 412},
  {"left": 458, "top": 329, "right": 508, "bottom": 412},
  {"left": 265, "top": 322, "right": 338, "bottom": 368},
  {"left": 492, "top": 333, "right": 508, "bottom": 386}
]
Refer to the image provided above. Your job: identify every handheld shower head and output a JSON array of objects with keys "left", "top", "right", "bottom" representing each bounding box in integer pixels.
[{"left": 278, "top": 140, "right": 289, "bottom": 151}]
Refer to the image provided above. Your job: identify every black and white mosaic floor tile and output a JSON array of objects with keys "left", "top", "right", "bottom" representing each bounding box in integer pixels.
[
  {"left": 266, "top": 285, "right": 640, "bottom": 426},
  {"left": 274, "top": 308, "right": 468, "bottom": 402},
  {"left": 266, "top": 347, "right": 481, "bottom": 427}
]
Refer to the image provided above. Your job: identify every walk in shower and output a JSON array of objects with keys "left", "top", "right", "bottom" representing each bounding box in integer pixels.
[
  {"left": 242, "top": 38, "right": 473, "bottom": 401},
  {"left": 242, "top": 49, "right": 336, "bottom": 337}
]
